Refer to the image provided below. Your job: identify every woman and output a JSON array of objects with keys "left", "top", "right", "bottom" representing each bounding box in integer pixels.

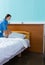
[{"left": 0, "top": 14, "right": 11, "bottom": 37}]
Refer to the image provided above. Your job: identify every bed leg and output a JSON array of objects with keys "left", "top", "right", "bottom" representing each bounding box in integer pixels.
[{"left": 18, "top": 53, "right": 21, "bottom": 57}]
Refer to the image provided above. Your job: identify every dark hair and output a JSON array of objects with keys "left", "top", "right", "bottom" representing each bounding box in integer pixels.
[{"left": 5, "top": 14, "right": 11, "bottom": 19}]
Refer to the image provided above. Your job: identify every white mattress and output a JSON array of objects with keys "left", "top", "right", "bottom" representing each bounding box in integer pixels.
[{"left": 0, "top": 38, "right": 30, "bottom": 65}]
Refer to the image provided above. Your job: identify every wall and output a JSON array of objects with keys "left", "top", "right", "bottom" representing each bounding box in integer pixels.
[
  {"left": 8, "top": 24, "right": 43, "bottom": 53},
  {"left": 0, "top": 0, "right": 45, "bottom": 22}
]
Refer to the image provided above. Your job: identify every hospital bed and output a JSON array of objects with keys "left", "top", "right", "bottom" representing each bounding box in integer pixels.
[{"left": 0, "top": 31, "right": 30, "bottom": 65}]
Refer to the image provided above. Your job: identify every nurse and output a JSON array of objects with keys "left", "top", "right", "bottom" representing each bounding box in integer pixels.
[{"left": 0, "top": 14, "right": 11, "bottom": 37}]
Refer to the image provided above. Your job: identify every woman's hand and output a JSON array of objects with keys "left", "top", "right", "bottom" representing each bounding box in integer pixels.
[{"left": 3, "top": 30, "right": 12, "bottom": 37}]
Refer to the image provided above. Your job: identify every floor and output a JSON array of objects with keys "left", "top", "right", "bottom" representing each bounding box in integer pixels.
[{"left": 4, "top": 51, "right": 44, "bottom": 65}]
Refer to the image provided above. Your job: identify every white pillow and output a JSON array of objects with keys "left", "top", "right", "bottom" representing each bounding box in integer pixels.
[{"left": 8, "top": 32, "right": 26, "bottom": 39}]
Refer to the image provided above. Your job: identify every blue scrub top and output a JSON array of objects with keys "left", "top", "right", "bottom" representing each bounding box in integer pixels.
[{"left": 0, "top": 19, "right": 8, "bottom": 37}]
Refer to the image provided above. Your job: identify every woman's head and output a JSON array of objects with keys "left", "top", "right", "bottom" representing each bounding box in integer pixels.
[{"left": 5, "top": 14, "right": 11, "bottom": 21}]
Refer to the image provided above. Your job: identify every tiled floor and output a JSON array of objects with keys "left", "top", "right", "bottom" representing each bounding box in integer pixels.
[{"left": 4, "top": 51, "right": 44, "bottom": 65}]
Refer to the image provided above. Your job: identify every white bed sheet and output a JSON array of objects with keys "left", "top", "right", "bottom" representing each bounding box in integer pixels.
[
  {"left": 0, "top": 38, "right": 30, "bottom": 65},
  {"left": 1, "top": 47, "right": 25, "bottom": 65}
]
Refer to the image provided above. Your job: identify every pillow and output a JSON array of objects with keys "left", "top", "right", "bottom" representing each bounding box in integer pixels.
[{"left": 8, "top": 32, "right": 26, "bottom": 39}]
